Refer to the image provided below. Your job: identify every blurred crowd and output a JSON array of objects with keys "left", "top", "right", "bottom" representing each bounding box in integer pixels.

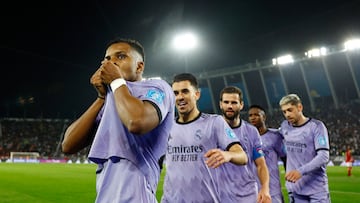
[
  {"left": 0, "top": 118, "right": 89, "bottom": 162},
  {"left": 0, "top": 100, "right": 359, "bottom": 162}
]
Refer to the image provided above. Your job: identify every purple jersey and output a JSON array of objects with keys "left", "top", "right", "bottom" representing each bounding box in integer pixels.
[
  {"left": 219, "top": 120, "right": 264, "bottom": 201},
  {"left": 161, "top": 113, "right": 240, "bottom": 203},
  {"left": 261, "top": 128, "right": 286, "bottom": 198},
  {"left": 88, "top": 79, "right": 175, "bottom": 201},
  {"left": 279, "top": 118, "right": 330, "bottom": 196}
]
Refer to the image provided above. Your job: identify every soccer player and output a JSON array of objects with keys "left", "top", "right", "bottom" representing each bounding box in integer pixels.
[
  {"left": 279, "top": 93, "right": 331, "bottom": 203},
  {"left": 61, "top": 38, "right": 175, "bottom": 203},
  {"left": 161, "top": 73, "right": 248, "bottom": 203},
  {"left": 248, "top": 104, "right": 287, "bottom": 203},
  {"left": 219, "top": 86, "right": 271, "bottom": 203},
  {"left": 345, "top": 146, "right": 354, "bottom": 176}
]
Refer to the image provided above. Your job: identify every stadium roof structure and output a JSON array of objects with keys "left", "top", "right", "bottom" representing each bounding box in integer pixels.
[{"left": 1, "top": 0, "right": 360, "bottom": 118}]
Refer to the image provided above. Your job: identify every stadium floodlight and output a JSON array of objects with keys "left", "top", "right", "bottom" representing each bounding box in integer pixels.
[
  {"left": 172, "top": 31, "right": 198, "bottom": 72},
  {"left": 272, "top": 54, "right": 294, "bottom": 65},
  {"left": 305, "top": 47, "right": 327, "bottom": 58},
  {"left": 172, "top": 32, "right": 198, "bottom": 51},
  {"left": 344, "top": 39, "right": 360, "bottom": 51}
]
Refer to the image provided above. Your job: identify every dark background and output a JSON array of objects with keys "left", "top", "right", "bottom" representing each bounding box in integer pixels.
[{"left": 1, "top": 0, "right": 359, "bottom": 118}]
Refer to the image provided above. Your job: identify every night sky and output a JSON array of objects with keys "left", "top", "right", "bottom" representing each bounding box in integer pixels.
[{"left": 1, "top": 0, "right": 360, "bottom": 118}]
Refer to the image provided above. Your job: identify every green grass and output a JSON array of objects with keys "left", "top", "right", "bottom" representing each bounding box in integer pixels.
[
  {"left": 0, "top": 163, "right": 96, "bottom": 203},
  {"left": 279, "top": 166, "right": 360, "bottom": 202},
  {"left": 157, "top": 165, "right": 360, "bottom": 203},
  {"left": 0, "top": 163, "right": 359, "bottom": 202}
]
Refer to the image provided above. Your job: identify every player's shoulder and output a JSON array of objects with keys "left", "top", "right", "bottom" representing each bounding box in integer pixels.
[
  {"left": 302, "top": 118, "right": 327, "bottom": 131},
  {"left": 200, "top": 113, "right": 231, "bottom": 126},
  {"left": 267, "top": 127, "right": 280, "bottom": 133},
  {"left": 200, "top": 112, "right": 222, "bottom": 120},
  {"left": 266, "top": 128, "right": 283, "bottom": 137},
  {"left": 139, "top": 79, "right": 174, "bottom": 102},
  {"left": 131, "top": 77, "right": 167, "bottom": 88},
  {"left": 280, "top": 119, "right": 288, "bottom": 126},
  {"left": 144, "top": 78, "right": 172, "bottom": 89},
  {"left": 308, "top": 118, "right": 325, "bottom": 126}
]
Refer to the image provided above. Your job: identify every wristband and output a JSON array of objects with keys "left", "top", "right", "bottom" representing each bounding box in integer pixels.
[{"left": 110, "top": 78, "right": 127, "bottom": 92}]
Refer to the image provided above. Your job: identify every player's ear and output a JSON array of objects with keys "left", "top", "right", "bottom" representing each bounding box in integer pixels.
[
  {"left": 136, "top": 61, "right": 144, "bottom": 74},
  {"left": 297, "top": 103, "right": 303, "bottom": 112},
  {"left": 195, "top": 89, "right": 201, "bottom": 100}
]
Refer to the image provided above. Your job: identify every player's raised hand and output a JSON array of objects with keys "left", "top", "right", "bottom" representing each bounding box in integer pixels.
[
  {"left": 100, "top": 60, "right": 123, "bottom": 85},
  {"left": 90, "top": 67, "right": 106, "bottom": 99}
]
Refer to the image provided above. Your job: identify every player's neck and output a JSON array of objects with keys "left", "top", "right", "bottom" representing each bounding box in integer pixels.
[
  {"left": 225, "top": 116, "right": 241, "bottom": 128},
  {"left": 258, "top": 126, "right": 267, "bottom": 135},
  {"left": 179, "top": 108, "right": 200, "bottom": 123},
  {"left": 294, "top": 115, "right": 308, "bottom": 126}
]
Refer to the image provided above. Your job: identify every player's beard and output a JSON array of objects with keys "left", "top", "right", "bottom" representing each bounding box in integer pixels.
[
  {"left": 221, "top": 108, "right": 239, "bottom": 121},
  {"left": 286, "top": 116, "right": 299, "bottom": 126}
]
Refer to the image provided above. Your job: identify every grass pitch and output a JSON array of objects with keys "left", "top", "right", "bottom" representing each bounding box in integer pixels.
[
  {"left": 0, "top": 163, "right": 96, "bottom": 203},
  {"left": 156, "top": 165, "right": 360, "bottom": 203},
  {"left": 0, "top": 163, "right": 359, "bottom": 202}
]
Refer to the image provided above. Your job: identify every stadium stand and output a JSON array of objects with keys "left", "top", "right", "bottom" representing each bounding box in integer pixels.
[
  {"left": 0, "top": 100, "right": 358, "bottom": 163},
  {"left": 0, "top": 118, "right": 90, "bottom": 162},
  {"left": 1, "top": 41, "right": 359, "bottom": 163}
]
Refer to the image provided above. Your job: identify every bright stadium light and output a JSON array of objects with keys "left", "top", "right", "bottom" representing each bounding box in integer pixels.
[
  {"left": 172, "top": 31, "right": 199, "bottom": 72},
  {"left": 172, "top": 32, "right": 198, "bottom": 51},
  {"left": 272, "top": 54, "right": 294, "bottom": 65},
  {"left": 344, "top": 39, "right": 360, "bottom": 51},
  {"left": 305, "top": 47, "right": 327, "bottom": 58}
]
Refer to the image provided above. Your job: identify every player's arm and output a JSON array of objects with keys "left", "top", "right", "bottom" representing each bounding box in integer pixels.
[
  {"left": 204, "top": 143, "right": 248, "bottom": 168},
  {"left": 112, "top": 85, "right": 160, "bottom": 135},
  {"left": 287, "top": 124, "right": 330, "bottom": 182},
  {"left": 62, "top": 67, "right": 106, "bottom": 154},
  {"left": 62, "top": 98, "right": 104, "bottom": 154},
  {"left": 101, "top": 60, "right": 161, "bottom": 135},
  {"left": 298, "top": 123, "right": 330, "bottom": 175},
  {"left": 255, "top": 157, "right": 271, "bottom": 203},
  {"left": 285, "top": 149, "right": 329, "bottom": 183},
  {"left": 298, "top": 150, "right": 329, "bottom": 175},
  {"left": 227, "top": 143, "right": 248, "bottom": 165}
]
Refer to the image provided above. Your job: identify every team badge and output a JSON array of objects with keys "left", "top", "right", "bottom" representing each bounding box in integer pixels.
[
  {"left": 195, "top": 129, "right": 202, "bottom": 140},
  {"left": 225, "top": 127, "right": 236, "bottom": 139},
  {"left": 317, "top": 136, "right": 327, "bottom": 146},
  {"left": 145, "top": 89, "right": 164, "bottom": 104}
]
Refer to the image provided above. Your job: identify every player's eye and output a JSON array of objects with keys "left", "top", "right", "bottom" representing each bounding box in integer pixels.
[{"left": 117, "top": 54, "right": 127, "bottom": 60}]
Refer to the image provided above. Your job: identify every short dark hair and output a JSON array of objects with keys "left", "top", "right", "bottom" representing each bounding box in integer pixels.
[
  {"left": 249, "top": 104, "right": 266, "bottom": 114},
  {"left": 107, "top": 38, "right": 145, "bottom": 62},
  {"left": 172, "top": 73, "right": 199, "bottom": 90},
  {"left": 219, "top": 86, "right": 243, "bottom": 102}
]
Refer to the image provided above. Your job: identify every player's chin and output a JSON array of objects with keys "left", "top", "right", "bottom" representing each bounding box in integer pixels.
[
  {"left": 286, "top": 118, "right": 295, "bottom": 123},
  {"left": 176, "top": 105, "right": 187, "bottom": 112},
  {"left": 225, "top": 112, "right": 235, "bottom": 118}
]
